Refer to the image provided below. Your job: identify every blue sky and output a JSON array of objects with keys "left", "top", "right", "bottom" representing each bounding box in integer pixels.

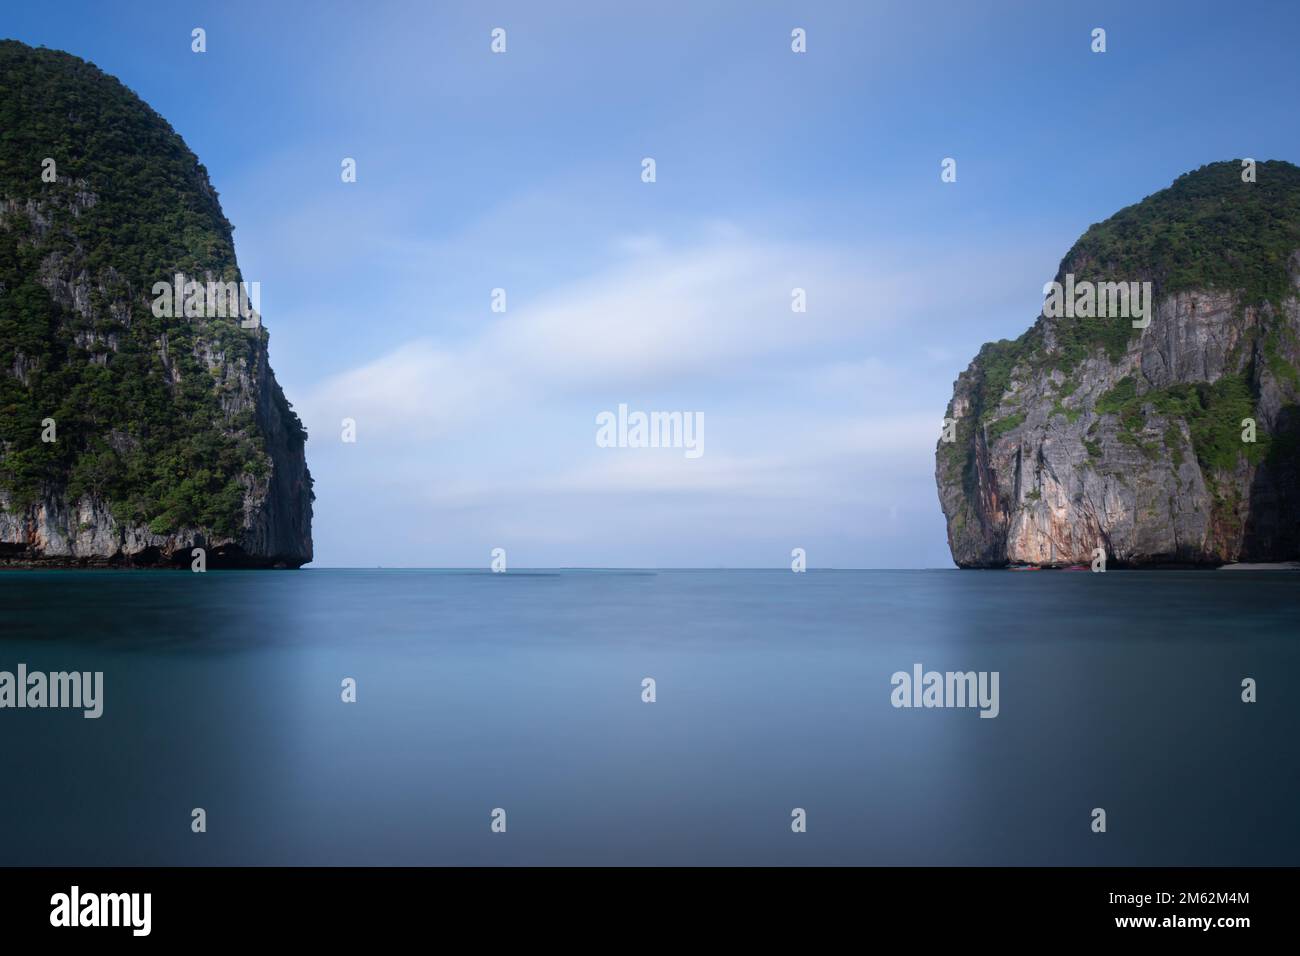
[{"left": 6, "top": 0, "right": 1300, "bottom": 567}]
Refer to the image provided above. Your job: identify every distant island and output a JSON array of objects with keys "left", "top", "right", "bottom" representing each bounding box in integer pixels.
[
  {"left": 937, "top": 160, "right": 1300, "bottom": 568},
  {"left": 0, "top": 41, "right": 312, "bottom": 567}
]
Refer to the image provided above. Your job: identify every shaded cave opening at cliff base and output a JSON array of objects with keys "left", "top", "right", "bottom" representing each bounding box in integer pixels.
[{"left": 1243, "top": 403, "right": 1300, "bottom": 559}]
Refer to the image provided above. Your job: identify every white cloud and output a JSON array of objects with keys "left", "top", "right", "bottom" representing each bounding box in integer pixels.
[
  {"left": 291, "top": 221, "right": 1044, "bottom": 567},
  {"left": 297, "top": 230, "right": 892, "bottom": 441}
]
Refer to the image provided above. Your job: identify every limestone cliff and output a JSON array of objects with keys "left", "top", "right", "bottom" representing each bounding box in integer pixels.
[
  {"left": 937, "top": 161, "right": 1300, "bottom": 568},
  {"left": 0, "top": 41, "right": 312, "bottom": 567}
]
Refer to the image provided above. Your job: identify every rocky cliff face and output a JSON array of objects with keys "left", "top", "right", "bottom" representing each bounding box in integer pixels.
[
  {"left": 0, "top": 41, "right": 312, "bottom": 567},
  {"left": 937, "top": 161, "right": 1300, "bottom": 568}
]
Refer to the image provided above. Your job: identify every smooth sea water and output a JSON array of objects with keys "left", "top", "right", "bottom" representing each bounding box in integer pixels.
[{"left": 0, "top": 569, "right": 1296, "bottom": 866}]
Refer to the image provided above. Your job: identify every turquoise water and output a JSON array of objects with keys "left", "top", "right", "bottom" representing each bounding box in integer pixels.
[{"left": 0, "top": 569, "right": 1295, "bottom": 865}]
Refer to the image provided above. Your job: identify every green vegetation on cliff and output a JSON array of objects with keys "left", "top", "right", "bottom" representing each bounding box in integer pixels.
[
  {"left": 0, "top": 40, "right": 307, "bottom": 537},
  {"left": 1096, "top": 373, "right": 1269, "bottom": 472},
  {"left": 953, "top": 161, "right": 1300, "bottom": 469},
  {"left": 1066, "top": 160, "right": 1300, "bottom": 307}
]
